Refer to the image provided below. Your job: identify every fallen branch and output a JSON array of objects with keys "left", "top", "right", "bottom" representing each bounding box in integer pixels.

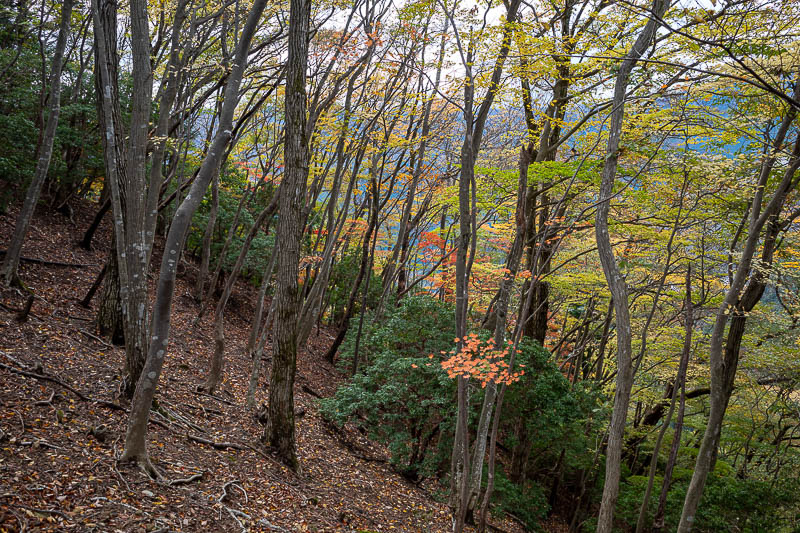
[
  {"left": 193, "top": 390, "right": 235, "bottom": 406},
  {"left": 301, "top": 384, "right": 322, "bottom": 398},
  {"left": 0, "top": 361, "right": 88, "bottom": 401},
  {"left": 0, "top": 353, "right": 124, "bottom": 412},
  {"left": 187, "top": 434, "right": 245, "bottom": 451},
  {"left": 168, "top": 471, "right": 205, "bottom": 486},
  {"left": 79, "top": 329, "right": 113, "bottom": 348},
  {"left": 0, "top": 249, "right": 91, "bottom": 268}
]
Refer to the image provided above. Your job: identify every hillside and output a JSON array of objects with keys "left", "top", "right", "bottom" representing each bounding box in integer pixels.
[{"left": 0, "top": 200, "right": 533, "bottom": 533}]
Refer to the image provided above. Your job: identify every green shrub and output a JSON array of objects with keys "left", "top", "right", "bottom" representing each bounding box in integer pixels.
[
  {"left": 320, "top": 295, "right": 456, "bottom": 479},
  {"left": 491, "top": 471, "right": 548, "bottom": 531}
]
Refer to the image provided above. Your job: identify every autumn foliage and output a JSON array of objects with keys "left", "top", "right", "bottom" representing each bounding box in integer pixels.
[{"left": 431, "top": 333, "right": 524, "bottom": 387}]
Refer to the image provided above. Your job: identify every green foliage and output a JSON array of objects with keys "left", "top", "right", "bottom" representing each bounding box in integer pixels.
[
  {"left": 0, "top": 14, "right": 101, "bottom": 212},
  {"left": 187, "top": 166, "right": 276, "bottom": 284},
  {"left": 320, "top": 295, "right": 456, "bottom": 479},
  {"left": 325, "top": 250, "right": 382, "bottom": 325},
  {"left": 504, "top": 338, "right": 600, "bottom": 474},
  {"left": 0, "top": 112, "right": 37, "bottom": 211},
  {"left": 615, "top": 464, "right": 800, "bottom": 532},
  {"left": 490, "top": 472, "right": 548, "bottom": 531}
]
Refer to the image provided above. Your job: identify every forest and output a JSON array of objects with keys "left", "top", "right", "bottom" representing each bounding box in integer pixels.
[{"left": 1, "top": 0, "right": 800, "bottom": 530}]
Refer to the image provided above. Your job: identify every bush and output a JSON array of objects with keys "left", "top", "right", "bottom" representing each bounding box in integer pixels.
[
  {"left": 320, "top": 295, "right": 457, "bottom": 479},
  {"left": 491, "top": 471, "right": 548, "bottom": 531}
]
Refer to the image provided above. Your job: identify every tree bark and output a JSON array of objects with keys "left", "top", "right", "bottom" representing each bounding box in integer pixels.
[
  {"left": 262, "top": 0, "right": 310, "bottom": 471},
  {"left": 97, "top": 245, "right": 124, "bottom": 345}
]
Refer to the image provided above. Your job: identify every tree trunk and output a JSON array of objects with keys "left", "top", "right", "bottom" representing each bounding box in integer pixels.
[
  {"left": 0, "top": 0, "right": 74, "bottom": 286},
  {"left": 594, "top": 2, "right": 669, "bottom": 531},
  {"left": 195, "top": 167, "right": 219, "bottom": 302},
  {"left": 119, "top": 0, "right": 269, "bottom": 474},
  {"left": 448, "top": 2, "right": 522, "bottom": 528},
  {"left": 97, "top": 245, "right": 124, "bottom": 345},
  {"left": 262, "top": 0, "right": 310, "bottom": 472}
]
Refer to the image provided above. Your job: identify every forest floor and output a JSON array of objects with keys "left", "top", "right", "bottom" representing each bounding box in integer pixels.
[{"left": 0, "top": 199, "right": 565, "bottom": 533}]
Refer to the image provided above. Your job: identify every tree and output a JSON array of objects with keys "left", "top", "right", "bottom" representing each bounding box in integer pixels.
[
  {"left": 0, "top": 0, "right": 73, "bottom": 287},
  {"left": 593, "top": 1, "right": 670, "bottom": 531},
  {"left": 262, "top": 0, "right": 311, "bottom": 471},
  {"left": 120, "top": 0, "right": 272, "bottom": 475}
]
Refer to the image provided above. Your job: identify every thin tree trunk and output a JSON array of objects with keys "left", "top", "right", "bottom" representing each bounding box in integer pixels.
[
  {"left": 195, "top": 169, "right": 219, "bottom": 302},
  {"left": 594, "top": 2, "right": 669, "bottom": 531},
  {"left": 475, "top": 144, "right": 531, "bottom": 532},
  {"left": 447, "top": 2, "right": 522, "bottom": 527},
  {"left": 653, "top": 270, "right": 693, "bottom": 532},
  {"left": 351, "top": 175, "right": 380, "bottom": 376},
  {"left": 636, "top": 265, "right": 693, "bottom": 533},
  {"left": 80, "top": 198, "right": 110, "bottom": 250},
  {"left": 202, "top": 218, "right": 274, "bottom": 393},
  {"left": 1, "top": 0, "right": 74, "bottom": 287},
  {"left": 246, "top": 249, "right": 278, "bottom": 408}
]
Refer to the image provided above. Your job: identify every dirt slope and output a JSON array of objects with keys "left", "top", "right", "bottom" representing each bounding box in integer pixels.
[{"left": 0, "top": 200, "right": 531, "bottom": 533}]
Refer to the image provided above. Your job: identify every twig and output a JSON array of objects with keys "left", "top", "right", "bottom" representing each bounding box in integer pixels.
[
  {"left": 18, "top": 505, "right": 67, "bottom": 518},
  {"left": 20, "top": 439, "right": 63, "bottom": 450},
  {"left": 79, "top": 329, "right": 113, "bottom": 348},
  {"left": 111, "top": 443, "right": 132, "bottom": 493},
  {"left": 9, "top": 509, "right": 27, "bottom": 533},
  {"left": 90, "top": 496, "right": 148, "bottom": 515},
  {"left": 34, "top": 390, "right": 55, "bottom": 406}
]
